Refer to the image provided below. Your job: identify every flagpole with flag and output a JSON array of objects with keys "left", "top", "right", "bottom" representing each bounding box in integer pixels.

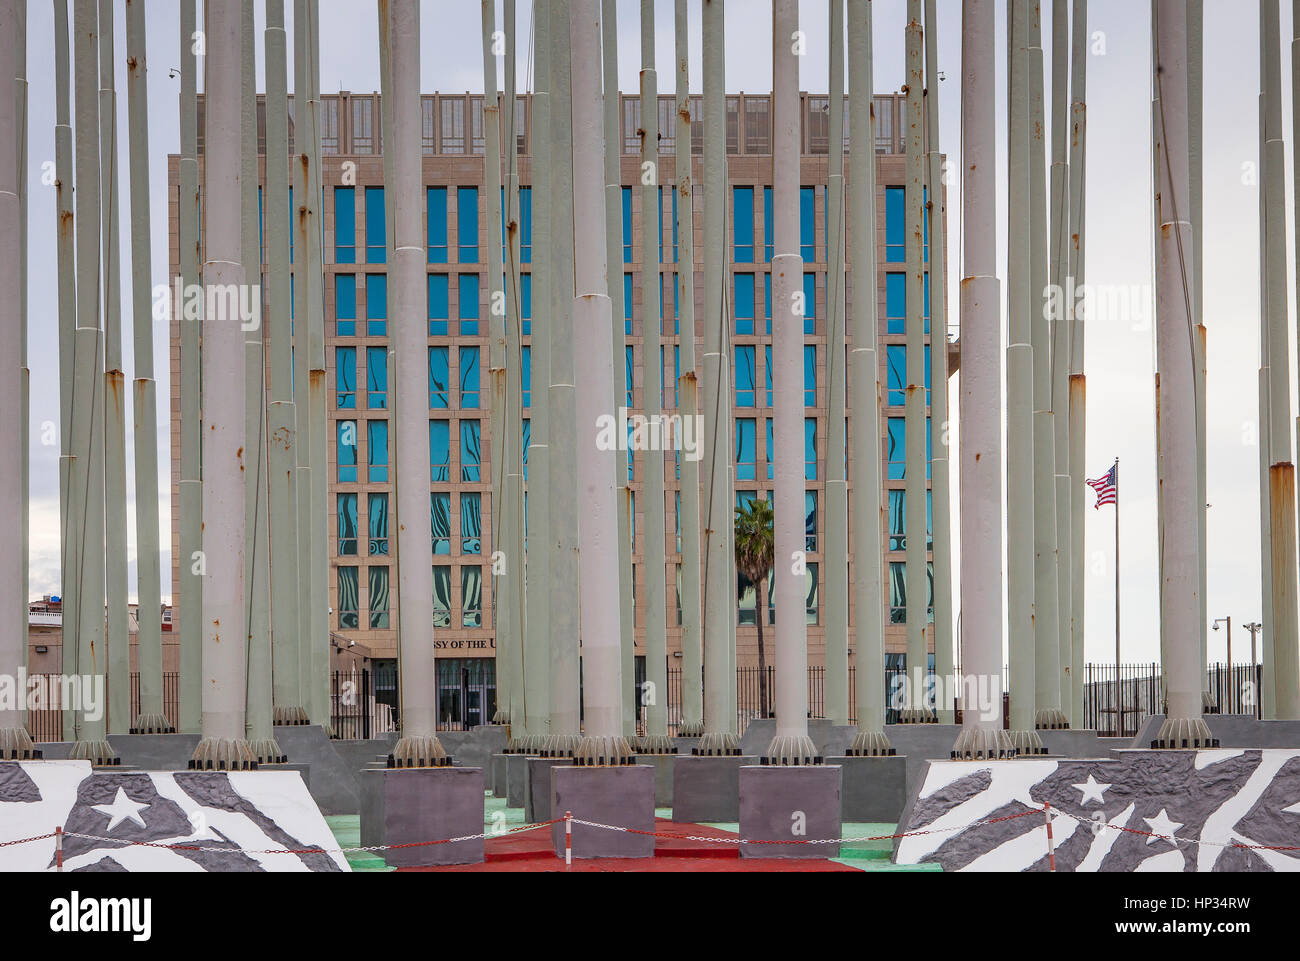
[{"left": 1088, "top": 459, "right": 1120, "bottom": 730}]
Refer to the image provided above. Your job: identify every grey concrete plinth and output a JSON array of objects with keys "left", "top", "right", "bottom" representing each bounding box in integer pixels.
[
  {"left": 360, "top": 767, "right": 485, "bottom": 867},
  {"left": 491, "top": 754, "right": 508, "bottom": 798},
  {"left": 91, "top": 733, "right": 200, "bottom": 770},
  {"left": 635, "top": 752, "right": 678, "bottom": 806},
  {"left": 437, "top": 726, "right": 508, "bottom": 772},
  {"left": 526, "top": 757, "right": 571, "bottom": 823},
  {"left": 507, "top": 753, "right": 535, "bottom": 808},
  {"left": 825, "top": 755, "right": 907, "bottom": 823},
  {"left": 739, "top": 765, "right": 842, "bottom": 859},
  {"left": 1038, "top": 729, "right": 1103, "bottom": 758},
  {"left": 1132, "top": 715, "right": 1300, "bottom": 750},
  {"left": 273, "top": 725, "right": 361, "bottom": 815},
  {"left": 671, "top": 754, "right": 757, "bottom": 823},
  {"left": 818, "top": 726, "right": 865, "bottom": 759},
  {"left": 884, "top": 723, "right": 964, "bottom": 800},
  {"left": 330, "top": 735, "right": 397, "bottom": 785},
  {"left": 550, "top": 765, "right": 655, "bottom": 859},
  {"left": 740, "top": 718, "right": 836, "bottom": 756},
  {"left": 673, "top": 737, "right": 701, "bottom": 756}
]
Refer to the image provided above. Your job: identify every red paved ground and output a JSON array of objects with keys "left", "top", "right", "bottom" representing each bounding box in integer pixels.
[{"left": 397, "top": 818, "right": 859, "bottom": 873}]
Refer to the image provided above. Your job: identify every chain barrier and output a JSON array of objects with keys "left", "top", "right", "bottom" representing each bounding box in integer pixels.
[{"left": 4, "top": 803, "right": 1299, "bottom": 863}]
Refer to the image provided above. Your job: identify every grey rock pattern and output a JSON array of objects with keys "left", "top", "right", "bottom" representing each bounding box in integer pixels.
[{"left": 894, "top": 751, "right": 1300, "bottom": 872}]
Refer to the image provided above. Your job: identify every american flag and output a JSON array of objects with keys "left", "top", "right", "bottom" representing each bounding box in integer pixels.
[{"left": 1086, "top": 463, "right": 1118, "bottom": 509}]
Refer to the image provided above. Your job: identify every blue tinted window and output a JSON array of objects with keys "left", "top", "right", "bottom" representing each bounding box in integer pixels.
[
  {"left": 366, "top": 274, "right": 387, "bottom": 335},
  {"left": 804, "top": 345, "right": 816, "bottom": 407},
  {"left": 428, "top": 274, "right": 450, "bottom": 335},
  {"left": 288, "top": 187, "right": 294, "bottom": 264},
  {"left": 626, "top": 346, "right": 635, "bottom": 410},
  {"left": 736, "top": 346, "right": 756, "bottom": 407},
  {"left": 522, "top": 346, "right": 531, "bottom": 408},
  {"left": 805, "top": 418, "right": 817, "bottom": 480},
  {"left": 367, "top": 420, "right": 389, "bottom": 483},
  {"left": 459, "top": 273, "right": 480, "bottom": 335},
  {"left": 429, "top": 347, "right": 449, "bottom": 409},
  {"left": 764, "top": 187, "right": 774, "bottom": 261},
  {"left": 735, "top": 418, "right": 757, "bottom": 482},
  {"left": 365, "top": 186, "right": 385, "bottom": 263},
  {"left": 622, "top": 187, "right": 633, "bottom": 263},
  {"left": 803, "top": 273, "right": 817, "bottom": 335},
  {"left": 458, "top": 187, "right": 479, "bottom": 262},
  {"left": 734, "top": 274, "right": 755, "bottom": 336},
  {"left": 432, "top": 493, "right": 451, "bottom": 555},
  {"left": 885, "top": 186, "right": 905, "bottom": 263},
  {"left": 428, "top": 187, "right": 448, "bottom": 263},
  {"left": 335, "top": 187, "right": 356, "bottom": 263},
  {"left": 766, "top": 345, "right": 772, "bottom": 406},
  {"left": 764, "top": 273, "right": 772, "bottom": 335},
  {"left": 430, "top": 420, "right": 450, "bottom": 481},
  {"left": 766, "top": 418, "right": 774, "bottom": 480},
  {"left": 887, "top": 417, "right": 905, "bottom": 480},
  {"left": 886, "top": 345, "right": 906, "bottom": 406},
  {"left": 338, "top": 420, "right": 357, "bottom": 483},
  {"left": 734, "top": 186, "right": 754, "bottom": 263},
  {"left": 336, "top": 274, "right": 357, "bottom": 336},
  {"left": 806, "top": 491, "right": 817, "bottom": 552},
  {"left": 461, "top": 347, "right": 481, "bottom": 409},
  {"left": 367, "top": 347, "right": 387, "bottom": 409},
  {"left": 800, "top": 186, "right": 815, "bottom": 262},
  {"left": 624, "top": 274, "right": 633, "bottom": 335},
  {"left": 336, "top": 347, "right": 356, "bottom": 409},
  {"left": 885, "top": 273, "right": 906, "bottom": 334},
  {"left": 520, "top": 187, "right": 533, "bottom": 263},
  {"left": 517, "top": 272, "right": 532, "bottom": 336},
  {"left": 461, "top": 420, "right": 482, "bottom": 482}
]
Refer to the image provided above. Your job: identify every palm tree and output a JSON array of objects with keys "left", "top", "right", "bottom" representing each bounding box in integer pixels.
[{"left": 735, "top": 498, "right": 775, "bottom": 720}]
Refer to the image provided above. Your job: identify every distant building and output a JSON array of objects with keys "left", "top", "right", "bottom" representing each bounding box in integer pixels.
[{"left": 167, "top": 90, "right": 953, "bottom": 724}]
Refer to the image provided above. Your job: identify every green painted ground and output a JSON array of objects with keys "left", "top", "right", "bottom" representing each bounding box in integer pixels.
[
  {"left": 325, "top": 815, "right": 393, "bottom": 872},
  {"left": 328, "top": 797, "right": 940, "bottom": 872}
]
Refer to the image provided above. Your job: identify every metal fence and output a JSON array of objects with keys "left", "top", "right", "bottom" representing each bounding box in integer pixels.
[
  {"left": 28, "top": 672, "right": 181, "bottom": 743},
  {"left": 1081, "top": 663, "right": 1263, "bottom": 737}
]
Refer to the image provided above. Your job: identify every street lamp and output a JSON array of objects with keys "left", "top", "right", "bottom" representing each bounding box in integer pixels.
[
  {"left": 1243, "top": 622, "right": 1262, "bottom": 670},
  {"left": 1212, "top": 616, "right": 1231, "bottom": 667}
]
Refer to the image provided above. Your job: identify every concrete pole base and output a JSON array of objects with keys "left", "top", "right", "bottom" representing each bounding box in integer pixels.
[
  {"left": 762, "top": 734, "right": 820, "bottom": 765},
  {"left": 1034, "top": 708, "right": 1070, "bottom": 730},
  {"left": 71, "top": 740, "right": 122, "bottom": 766},
  {"left": 1201, "top": 690, "right": 1218, "bottom": 713},
  {"left": 492, "top": 708, "right": 511, "bottom": 724},
  {"left": 676, "top": 721, "right": 705, "bottom": 737},
  {"left": 1007, "top": 729, "right": 1048, "bottom": 756},
  {"left": 1152, "top": 716, "right": 1218, "bottom": 749},
  {"left": 739, "top": 765, "right": 842, "bottom": 859},
  {"left": 896, "top": 708, "right": 938, "bottom": 724},
  {"left": 575, "top": 735, "right": 636, "bottom": 766},
  {"left": 694, "top": 732, "right": 741, "bottom": 756},
  {"left": 249, "top": 737, "right": 288, "bottom": 765},
  {"left": 635, "top": 734, "right": 678, "bottom": 755},
  {"left": 189, "top": 737, "right": 255, "bottom": 770},
  {"left": 539, "top": 733, "right": 582, "bottom": 758},
  {"left": 846, "top": 728, "right": 895, "bottom": 756},
  {"left": 672, "top": 754, "right": 759, "bottom": 822},
  {"left": 491, "top": 753, "right": 508, "bottom": 796},
  {"left": 388, "top": 734, "right": 450, "bottom": 768},
  {"left": 129, "top": 714, "right": 176, "bottom": 735},
  {"left": 507, "top": 752, "right": 534, "bottom": 807},
  {"left": 0, "top": 727, "right": 40, "bottom": 760},
  {"left": 951, "top": 726, "right": 1017, "bottom": 760},
  {"left": 272, "top": 705, "right": 311, "bottom": 726}
]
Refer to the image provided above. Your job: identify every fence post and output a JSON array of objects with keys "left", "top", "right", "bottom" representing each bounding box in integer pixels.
[
  {"left": 1044, "top": 803, "right": 1056, "bottom": 872},
  {"left": 55, "top": 826, "right": 63, "bottom": 872},
  {"left": 564, "top": 810, "right": 572, "bottom": 867}
]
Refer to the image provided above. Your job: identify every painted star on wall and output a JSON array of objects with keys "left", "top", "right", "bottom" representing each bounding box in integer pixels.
[
  {"left": 1143, "top": 808, "right": 1184, "bottom": 846},
  {"left": 1071, "top": 774, "right": 1111, "bottom": 806},
  {"left": 91, "top": 788, "right": 151, "bottom": 833}
]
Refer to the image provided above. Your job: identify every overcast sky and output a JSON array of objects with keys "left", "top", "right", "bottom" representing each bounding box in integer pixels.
[{"left": 17, "top": 1, "right": 1279, "bottom": 666}]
